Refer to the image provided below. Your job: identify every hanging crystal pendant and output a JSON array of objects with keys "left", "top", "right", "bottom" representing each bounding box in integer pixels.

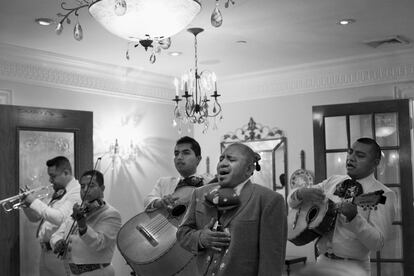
[
  {"left": 74, "top": 22, "right": 83, "bottom": 41},
  {"left": 114, "top": 0, "right": 127, "bottom": 16},
  {"left": 149, "top": 53, "right": 156, "bottom": 64},
  {"left": 55, "top": 23, "right": 63, "bottom": 35},
  {"left": 158, "top": 37, "right": 172, "bottom": 50},
  {"left": 211, "top": 2, "right": 223, "bottom": 27}
]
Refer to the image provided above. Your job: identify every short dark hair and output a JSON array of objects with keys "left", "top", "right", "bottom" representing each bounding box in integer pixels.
[
  {"left": 46, "top": 156, "right": 72, "bottom": 174},
  {"left": 81, "top": 170, "right": 104, "bottom": 186},
  {"left": 176, "top": 136, "right": 201, "bottom": 157},
  {"left": 356, "top": 137, "right": 382, "bottom": 160}
]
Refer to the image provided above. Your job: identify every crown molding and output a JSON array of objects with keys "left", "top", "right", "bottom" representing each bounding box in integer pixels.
[
  {"left": 220, "top": 49, "right": 414, "bottom": 102},
  {"left": 1, "top": 43, "right": 414, "bottom": 103},
  {"left": 0, "top": 43, "right": 174, "bottom": 103}
]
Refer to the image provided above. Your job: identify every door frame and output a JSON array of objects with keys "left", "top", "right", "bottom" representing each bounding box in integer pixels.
[
  {"left": 313, "top": 99, "right": 414, "bottom": 276},
  {"left": 0, "top": 104, "right": 93, "bottom": 276}
]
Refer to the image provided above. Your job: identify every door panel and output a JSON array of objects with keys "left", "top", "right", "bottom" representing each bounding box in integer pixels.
[
  {"left": 0, "top": 104, "right": 93, "bottom": 276},
  {"left": 313, "top": 99, "right": 414, "bottom": 276}
]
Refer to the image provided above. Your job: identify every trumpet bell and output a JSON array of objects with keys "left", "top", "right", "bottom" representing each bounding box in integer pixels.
[{"left": 0, "top": 184, "right": 53, "bottom": 212}]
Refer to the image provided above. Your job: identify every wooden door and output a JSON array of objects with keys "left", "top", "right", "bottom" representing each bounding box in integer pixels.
[
  {"left": 312, "top": 99, "right": 414, "bottom": 276},
  {"left": 0, "top": 104, "right": 93, "bottom": 276}
]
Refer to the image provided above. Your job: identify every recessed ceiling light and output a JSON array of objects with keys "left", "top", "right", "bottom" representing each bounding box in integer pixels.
[
  {"left": 35, "top": 18, "right": 54, "bottom": 26},
  {"left": 337, "top": 19, "right": 356, "bottom": 25},
  {"left": 168, "top": 51, "right": 182, "bottom": 57}
]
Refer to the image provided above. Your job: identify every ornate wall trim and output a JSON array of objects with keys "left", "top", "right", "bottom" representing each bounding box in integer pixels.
[
  {"left": 1, "top": 43, "right": 414, "bottom": 104},
  {"left": 0, "top": 43, "right": 173, "bottom": 104},
  {"left": 220, "top": 49, "right": 414, "bottom": 102}
]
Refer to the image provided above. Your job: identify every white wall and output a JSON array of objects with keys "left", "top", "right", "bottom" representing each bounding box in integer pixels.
[{"left": 2, "top": 79, "right": 185, "bottom": 276}]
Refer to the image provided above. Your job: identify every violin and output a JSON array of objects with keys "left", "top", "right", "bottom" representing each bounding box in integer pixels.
[{"left": 71, "top": 199, "right": 104, "bottom": 221}]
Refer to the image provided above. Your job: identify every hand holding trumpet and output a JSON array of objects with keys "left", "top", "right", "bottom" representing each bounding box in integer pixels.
[{"left": 0, "top": 185, "right": 52, "bottom": 212}]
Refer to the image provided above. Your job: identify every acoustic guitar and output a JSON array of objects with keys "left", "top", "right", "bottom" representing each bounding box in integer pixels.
[
  {"left": 288, "top": 190, "right": 387, "bottom": 246},
  {"left": 117, "top": 186, "right": 196, "bottom": 276}
]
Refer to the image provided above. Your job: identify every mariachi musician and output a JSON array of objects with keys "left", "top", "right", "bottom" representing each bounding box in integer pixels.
[
  {"left": 142, "top": 136, "right": 213, "bottom": 275},
  {"left": 144, "top": 136, "right": 213, "bottom": 213},
  {"left": 288, "top": 138, "right": 396, "bottom": 276},
  {"left": 50, "top": 169, "right": 122, "bottom": 276},
  {"left": 22, "top": 156, "right": 81, "bottom": 276}
]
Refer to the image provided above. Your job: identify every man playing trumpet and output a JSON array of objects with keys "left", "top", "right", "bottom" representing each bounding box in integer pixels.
[{"left": 22, "top": 156, "right": 81, "bottom": 276}]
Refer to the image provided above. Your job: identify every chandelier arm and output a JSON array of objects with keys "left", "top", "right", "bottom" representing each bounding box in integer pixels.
[
  {"left": 59, "top": 2, "right": 91, "bottom": 24},
  {"left": 184, "top": 99, "right": 195, "bottom": 117}
]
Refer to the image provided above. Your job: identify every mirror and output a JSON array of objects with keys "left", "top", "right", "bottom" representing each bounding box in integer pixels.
[{"left": 220, "top": 117, "right": 288, "bottom": 197}]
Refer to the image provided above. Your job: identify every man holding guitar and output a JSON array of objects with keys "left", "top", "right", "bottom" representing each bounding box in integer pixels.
[
  {"left": 141, "top": 136, "right": 213, "bottom": 275},
  {"left": 288, "top": 138, "right": 396, "bottom": 275},
  {"left": 144, "top": 136, "right": 213, "bottom": 212}
]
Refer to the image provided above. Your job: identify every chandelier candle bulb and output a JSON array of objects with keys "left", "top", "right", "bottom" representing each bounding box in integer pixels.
[
  {"left": 174, "top": 78, "right": 179, "bottom": 96},
  {"left": 212, "top": 72, "right": 217, "bottom": 91}
]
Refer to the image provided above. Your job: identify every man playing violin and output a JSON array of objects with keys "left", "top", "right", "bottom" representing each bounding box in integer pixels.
[
  {"left": 50, "top": 170, "right": 122, "bottom": 276},
  {"left": 22, "top": 156, "right": 81, "bottom": 276},
  {"left": 288, "top": 138, "right": 396, "bottom": 276}
]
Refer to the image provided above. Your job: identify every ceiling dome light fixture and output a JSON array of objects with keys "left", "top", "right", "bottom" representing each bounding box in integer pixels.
[
  {"left": 47, "top": 0, "right": 237, "bottom": 63},
  {"left": 337, "top": 18, "right": 356, "bottom": 25},
  {"left": 35, "top": 18, "right": 54, "bottom": 26}
]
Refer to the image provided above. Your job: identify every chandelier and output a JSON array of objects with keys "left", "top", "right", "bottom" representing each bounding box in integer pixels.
[
  {"left": 46, "top": 0, "right": 236, "bottom": 63},
  {"left": 172, "top": 27, "right": 223, "bottom": 133}
]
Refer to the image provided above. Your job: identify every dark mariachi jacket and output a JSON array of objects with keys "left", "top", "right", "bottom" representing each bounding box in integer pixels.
[{"left": 177, "top": 181, "right": 287, "bottom": 276}]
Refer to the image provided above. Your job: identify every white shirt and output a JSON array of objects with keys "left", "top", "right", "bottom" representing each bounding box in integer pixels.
[
  {"left": 233, "top": 177, "right": 250, "bottom": 196},
  {"left": 144, "top": 173, "right": 213, "bottom": 211},
  {"left": 288, "top": 173, "right": 396, "bottom": 261},
  {"left": 50, "top": 203, "right": 122, "bottom": 264},
  {"left": 30, "top": 178, "right": 81, "bottom": 242}
]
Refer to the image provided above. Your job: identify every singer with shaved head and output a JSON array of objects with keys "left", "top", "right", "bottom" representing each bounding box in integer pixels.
[{"left": 177, "top": 143, "right": 287, "bottom": 276}]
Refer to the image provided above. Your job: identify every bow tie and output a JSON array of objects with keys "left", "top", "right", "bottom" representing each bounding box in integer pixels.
[
  {"left": 334, "top": 179, "right": 363, "bottom": 199},
  {"left": 51, "top": 188, "right": 66, "bottom": 201},
  {"left": 204, "top": 187, "right": 240, "bottom": 211},
  {"left": 175, "top": 176, "right": 204, "bottom": 190}
]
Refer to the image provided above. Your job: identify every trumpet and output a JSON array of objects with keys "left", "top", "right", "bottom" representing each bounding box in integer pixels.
[{"left": 0, "top": 184, "right": 53, "bottom": 212}]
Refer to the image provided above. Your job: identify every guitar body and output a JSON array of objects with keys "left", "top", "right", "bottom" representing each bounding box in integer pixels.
[
  {"left": 288, "top": 190, "right": 386, "bottom": 246},
  {"left": 288, "top": 199, "right": 337, "bottom": 246},
  {"left": 117, "top": 186, "right": 196, "bottom": 276}
]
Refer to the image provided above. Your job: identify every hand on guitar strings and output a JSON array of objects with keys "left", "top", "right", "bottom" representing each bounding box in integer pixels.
[
  {"left": 339, "top": 202, "right": 358, "bottom": 222},
  {"left": 297, "top": 187, "right": 325, "bottom": 203},
  {"left": 53, "top": 239, "right": 68, "bottom": 257},
  {"left": 154, "top": 195, "right": 180, "bottom": 209},
  {"left": 199, "top": 217, "right": 231, "bottom": 252}
]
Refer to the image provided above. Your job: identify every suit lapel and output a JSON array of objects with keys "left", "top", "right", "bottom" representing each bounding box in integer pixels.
[{"left": 220, "top": 181, "right": 254, "bottom": 228}]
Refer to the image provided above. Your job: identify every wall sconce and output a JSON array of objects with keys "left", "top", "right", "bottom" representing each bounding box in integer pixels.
[{"left": 109, "top": 138, "right": 141, "bottom": 167}]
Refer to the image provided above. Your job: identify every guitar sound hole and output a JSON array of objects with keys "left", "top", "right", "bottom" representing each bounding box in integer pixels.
[
  {"left": 171, "top": 204, "right": 186, "bottom": 217},
  {"left": 307, "top": 206, "right": 319, "bottom": 224}
]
